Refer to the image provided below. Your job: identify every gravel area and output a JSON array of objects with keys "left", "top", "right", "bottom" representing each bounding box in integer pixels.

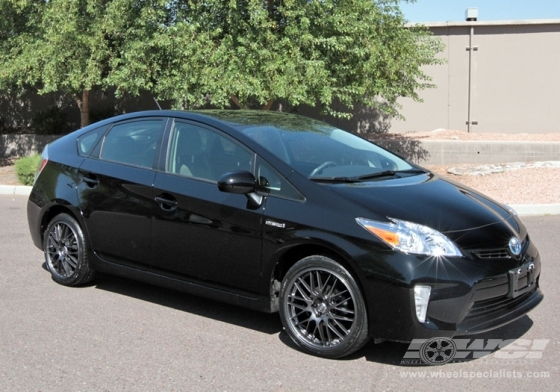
[{"left": 425, "top": 165, "right": 560, "bottom": 205}]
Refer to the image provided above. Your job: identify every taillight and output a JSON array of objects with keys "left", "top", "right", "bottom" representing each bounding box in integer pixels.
[
  {"left": 37, "top": 158, "right": 48, "bottom": 174},
  {"left": 34, "top": 147, "right": 49, "bottom": 183}
]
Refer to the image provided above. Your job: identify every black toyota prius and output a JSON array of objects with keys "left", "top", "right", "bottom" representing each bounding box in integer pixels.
[{"left": 27, "top": 110, "right": 543, "bottom": 359}]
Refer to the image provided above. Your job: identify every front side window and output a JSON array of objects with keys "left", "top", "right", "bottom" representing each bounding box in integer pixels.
[
  {"left": 100, "top": 120, "right": 163, "bottom": 168},
  {"left": 256, "top": 157, "right": 304, "bottom": 201},
  {"left": 167, "top": 121, "right": 253, "bottom": 182}
]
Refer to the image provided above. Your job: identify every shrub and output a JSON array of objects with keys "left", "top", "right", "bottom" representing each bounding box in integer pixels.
[{"left": 15, "top": 154, "right": 41, "bottom": 186}]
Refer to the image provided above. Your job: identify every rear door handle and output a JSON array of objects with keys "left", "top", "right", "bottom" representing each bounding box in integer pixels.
[
  {"left": 155, "top": 195, "right": 178, "bottom": 211},
  {"left": 79, "top": 171, "right": 99, "bottom": 187}
]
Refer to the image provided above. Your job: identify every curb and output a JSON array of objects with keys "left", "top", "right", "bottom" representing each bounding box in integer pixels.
[
  {"left": 2, "top": 185, "right": 559, "bottom": 217},
  {"left": 0, "top": 185, "right": 33, "bottom": 196},
  {"left": 510, "top": 204, "right": 560, "bottom": 217}
]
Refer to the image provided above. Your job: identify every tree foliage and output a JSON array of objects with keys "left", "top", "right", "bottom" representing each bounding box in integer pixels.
[{"left": 1, "top": 0, "right": 444, "bottom": 127}]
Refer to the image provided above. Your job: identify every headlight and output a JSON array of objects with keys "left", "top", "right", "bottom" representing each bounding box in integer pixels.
[{"left": 356, "top": 217, "right": 462, "bottom": 257}]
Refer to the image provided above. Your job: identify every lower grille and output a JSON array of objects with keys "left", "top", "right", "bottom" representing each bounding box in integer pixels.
[
  {"left": 473, "top": 249, "right": 510, "bottom": 259},
  {"left": 463, "top": 289, "right": 534, "bottom": 324}
]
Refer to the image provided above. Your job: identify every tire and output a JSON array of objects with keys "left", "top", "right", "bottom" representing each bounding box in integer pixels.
[
  {"left": 279, "top": 255, "right": 370, "bottom": 358},
  {"left": 44, "top": 213, "right": 95, "bottom": 286}
]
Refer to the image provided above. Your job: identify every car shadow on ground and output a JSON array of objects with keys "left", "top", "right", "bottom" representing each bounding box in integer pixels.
[
  {"left": 278, "top": 315, "right": 534, "bottom": 365},
  {"left": 356, "top": 316, "right": 534, "bottom": 366},
  {"left": 41, "top": 262, "right": 536, "bottom": 364},
  {"left": 91, "top": 271, "right": 283, "bottom": 335}
]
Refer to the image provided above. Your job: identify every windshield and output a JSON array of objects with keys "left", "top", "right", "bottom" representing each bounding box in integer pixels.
[{"left": 239, "top": 121, "right": 415, "bottom": 180}]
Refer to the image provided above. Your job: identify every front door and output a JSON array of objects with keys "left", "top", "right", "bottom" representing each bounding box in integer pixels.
[{"left": 151, "top": 120, "right": 264, "bottom": 294}]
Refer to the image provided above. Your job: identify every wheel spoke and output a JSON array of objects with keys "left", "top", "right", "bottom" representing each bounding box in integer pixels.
[
  {"left": 330, "top": 318, "right": 350, "bottom": 336},
  {"left": 332, "top": 307, "right": 355, "bottom": 315},
  {"left": 329, "top": 314, "right": 354, "bottom": 323},
  {"left": 66, "top": 254, "right": 78, "bottom": 269},
  {"left": 293, "top": 315, "right": 312, "bottom": 326},
  {"left": 320, "top": 274, "right": 331, "bottom": 294},
  {"left": 48, "top": 232, "right": 62, "bottom": 252},
  {"left": 296, "top": 276, "right": 312, "bottom": 296},
  {"left": 316, "top": 321, "right": 327, "bottom": 345},
  {"left": 331, "top": 290, "right": 349, "bottom": 301},
  {"left": 325, "top": 277, "right": 339, "bottom": 297},
  {"left": 326, "top": 320, "right": 346, "bottom": 340},
  {"left": 294, "top": 281, "right": 312, "bottom": 301},
  {"left": 287, "top": 299, "right": 309, "bottom": 311},
  {"left": 61, "top": 258, "right": 73, "bottom": 276}
]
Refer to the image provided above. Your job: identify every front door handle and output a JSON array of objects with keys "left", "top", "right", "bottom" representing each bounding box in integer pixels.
[{"left": 155, "top": 195, "right": 178, "bottom": 211}]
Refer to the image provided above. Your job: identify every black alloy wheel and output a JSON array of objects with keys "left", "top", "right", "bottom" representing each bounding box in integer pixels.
[
  {"left": 279, "top": 255, "right": 369, "bottom": 358},
  {"left": 44, "top": 213, "right": 95, "bottom": 286}
]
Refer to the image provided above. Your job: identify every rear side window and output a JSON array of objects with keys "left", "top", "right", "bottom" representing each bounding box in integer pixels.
[
  {"left": 100, "top": 120, "right": 164, "bottom": 168},
  {"left": 77, "top": 125, "right": 108, "bottom": 157}
]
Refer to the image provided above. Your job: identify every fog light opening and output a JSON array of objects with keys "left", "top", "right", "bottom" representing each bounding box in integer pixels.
[{"left": 414, "top": 285, "right": 431, "bottom": 323}]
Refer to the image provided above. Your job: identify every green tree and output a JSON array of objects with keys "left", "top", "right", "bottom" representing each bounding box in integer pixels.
[
  {"left": 1, "top": 0, "right": 443, "bottom": 127},
  {"left": 1, "top": 0, "right": 118, "bottom": 128},
  {"left": 109, "top": 0, "right": 444, "bottom": 118}
]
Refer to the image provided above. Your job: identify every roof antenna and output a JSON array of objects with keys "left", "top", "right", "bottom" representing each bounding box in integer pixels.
[{"left": 153, "top": 97, "right": 162, "bottom": 110}]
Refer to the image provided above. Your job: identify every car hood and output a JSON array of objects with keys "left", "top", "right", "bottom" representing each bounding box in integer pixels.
[{"left": 327, "top": 173, "right": 523, "bottom": 248}]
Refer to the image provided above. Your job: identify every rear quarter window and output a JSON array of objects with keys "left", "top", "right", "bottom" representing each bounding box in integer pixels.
[{"left": 77, "top": 125, "right": 108, "bottom": 157}]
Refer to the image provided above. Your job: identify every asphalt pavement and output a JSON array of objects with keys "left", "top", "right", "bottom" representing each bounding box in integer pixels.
[{"left": 1, "top": 194, "right": 559, "bottom": 391}]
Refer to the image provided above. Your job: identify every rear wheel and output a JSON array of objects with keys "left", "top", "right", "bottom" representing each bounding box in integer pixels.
[
  {"left": 279, "top": 255, "right": 369, "bottom": 358},
  {"left": 44, "top": 213, "right": 95, "bottom": 286}
]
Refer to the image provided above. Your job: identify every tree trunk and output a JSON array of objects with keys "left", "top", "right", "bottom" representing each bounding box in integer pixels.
[
  {"left": 261, "top": 99, "right": 274, "bottom": 111},
  {"left": 230, "top": 95, "right": 246, "bottom": 109},
  {"left": 73, "top": 89, "right": 90, "bottom": 128}
]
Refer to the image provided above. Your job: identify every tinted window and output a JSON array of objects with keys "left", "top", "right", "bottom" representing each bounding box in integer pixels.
[
  {"left": 77, "top": 125, "right": 108, "bottom": 157},
  {"left": 100, "top": 120, "right": 163, "bottom": 168},
  {"left": 167, "top": 121, "right": 253, "bottom": 181},
  {"left": 256, "top": 157, "right": 303, "bottom": 201}
]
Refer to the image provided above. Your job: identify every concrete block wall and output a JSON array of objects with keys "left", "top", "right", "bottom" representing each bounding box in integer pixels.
[
  {"left": 0, "top": 135, "right": 60, "bottom": 160},
  {"left": 375, "top": 140, "right": 560, "bottom": 165}
]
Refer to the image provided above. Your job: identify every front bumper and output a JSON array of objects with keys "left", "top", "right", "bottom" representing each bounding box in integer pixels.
[{"left": 357, "top": 237, "right": 543, "bottom": 342}]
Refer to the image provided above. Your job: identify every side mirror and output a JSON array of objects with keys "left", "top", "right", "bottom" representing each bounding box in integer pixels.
[
  {"left": 218, "top": 170, "right": 256, "bottom": 194},
  {"left": 217, "top": 171, "right": 264, "bottom": 208}
]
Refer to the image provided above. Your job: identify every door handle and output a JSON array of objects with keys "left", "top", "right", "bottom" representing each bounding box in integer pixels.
[
  {"left": 155, "top": 195, "right": 178, "bottom": 211},
  {"left": 79, "top": 171, "right": 99, "bottom": 187}
]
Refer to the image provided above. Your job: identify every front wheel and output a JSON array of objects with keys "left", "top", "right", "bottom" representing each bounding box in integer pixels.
[
  {"left": 44, "top": 213, "right": 95, "bottom": 286},
  {"left": 279, "top": 255, "right": 369, "bottom": 358}
]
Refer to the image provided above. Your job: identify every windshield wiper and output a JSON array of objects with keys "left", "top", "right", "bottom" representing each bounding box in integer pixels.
[
  {"left": 354, "top": 168, "right": 428, "bottom": 181},
  {"left": 309, "top": 176, "right": 359, "bottom": 183}
]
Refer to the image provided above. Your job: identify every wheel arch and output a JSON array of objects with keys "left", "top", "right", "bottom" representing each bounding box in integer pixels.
[
  {"left": 267, "top": 241, "right": 370, "bottom": 313},
  {"left": 39, "top": 203, "right": 83, "bottom": 247}
]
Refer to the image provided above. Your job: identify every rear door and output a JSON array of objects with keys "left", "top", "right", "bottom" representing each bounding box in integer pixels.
[
  {"left": 78, "top": 118, "right": 166, "bottom": 270},
  {"left": 151, "top": 119, "right": 264, "bottom": 293}
]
